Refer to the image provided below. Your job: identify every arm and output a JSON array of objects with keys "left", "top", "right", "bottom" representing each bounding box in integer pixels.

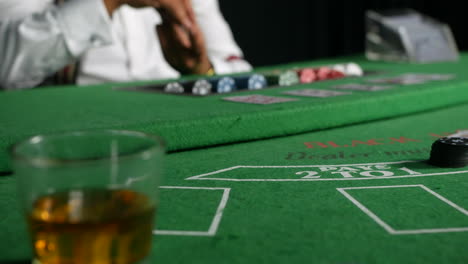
[
  {"left": 0, "top": 0, "right": 195, "bottom": 90},
  {"left": 0, "top": 0, "right": 114, "bottom": 90},
  {"left": 192, "top": 0, "right": 252, "bottom": 74},
  {"left": 156, "top": 0, "right": 251, "bottom": 76}
]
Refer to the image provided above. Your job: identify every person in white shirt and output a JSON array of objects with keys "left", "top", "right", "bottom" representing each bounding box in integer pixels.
[{"left": 0, "top": 0, "right": 251, "bottom": 89}]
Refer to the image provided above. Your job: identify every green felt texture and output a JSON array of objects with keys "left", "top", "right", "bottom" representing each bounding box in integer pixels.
[
  {"left": 2, "top": 54, "right": 468, "bottom": 173},
  {"left": 2, "top": 101, "right": 468, "bottom": 263},
  {"left": 346, "top": 187, "right": 468, "bottom": 230},
  {"left": 157, "top": 188, "right": 224, "bottom": 231}
]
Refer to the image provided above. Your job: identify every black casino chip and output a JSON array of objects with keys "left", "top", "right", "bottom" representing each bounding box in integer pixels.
[
  {"left": 429, "top": 137, "right": 468, "bottom": 168},
  {"left": 265, "top": 75, "right": 280, "bottom": 86}
]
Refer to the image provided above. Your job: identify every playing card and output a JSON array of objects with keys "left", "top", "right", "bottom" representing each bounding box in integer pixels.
[
  {"left": 222, "top": 95, "right": 298, "bottom": 105},
  {"left": 283, "top": 89, "right": 351, "bottom": 97},
  {"left": 332, "top": 83, "right": 394, "bottom": 91},
  {"left": 367, "top": 76, "right": 426, "bottom": 85}
]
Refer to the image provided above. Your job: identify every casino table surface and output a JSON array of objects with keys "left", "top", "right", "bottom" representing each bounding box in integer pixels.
[{"left": 1, "top": 54, "right": 468, "bottom": 263}]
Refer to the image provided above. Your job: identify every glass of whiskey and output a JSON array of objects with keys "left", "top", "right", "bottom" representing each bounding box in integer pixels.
[{"left": 10, "top": 130, "right": 164, "bottom": 264}]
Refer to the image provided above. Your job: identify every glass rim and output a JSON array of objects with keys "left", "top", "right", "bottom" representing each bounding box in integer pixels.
[{"left": 10, "top": 129, "right": 165, "bottom": 167}]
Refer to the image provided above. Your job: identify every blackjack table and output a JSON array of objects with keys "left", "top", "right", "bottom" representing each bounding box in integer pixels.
[{"left": 1, "top": 53, "right": 468, "bottom": 263}]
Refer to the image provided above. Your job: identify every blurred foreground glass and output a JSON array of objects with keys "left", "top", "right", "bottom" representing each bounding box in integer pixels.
[{"left": 10, "top": 130, "right": 165, "bottom": 264}]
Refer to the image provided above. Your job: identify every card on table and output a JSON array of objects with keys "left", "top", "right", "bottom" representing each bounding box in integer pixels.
[
  {"left": 367, "top": 73, "right": 455, "bottom": 85},
  {"left": 332, "top": 83, "right": 394, "bottom": 91},
  {"left": 222, "top": 95, "right": 298, "bottom": 105},
  {"left": 400, "top": 73, "right": 456, "bottom": 81},
  {"left": 367, "top": 76, "right": 427, "bottom": 85},
  {"left": 282, "top": 89, "right": 351, "bottom": 97}
]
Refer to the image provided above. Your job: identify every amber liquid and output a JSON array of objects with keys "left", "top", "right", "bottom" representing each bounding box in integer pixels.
[{"left": 28, "top": 188, "right": 156, "bottom": 264}]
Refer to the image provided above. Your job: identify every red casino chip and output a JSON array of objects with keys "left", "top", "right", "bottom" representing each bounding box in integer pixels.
[
  {"left": 327, "top": 69, "right": 346, "bottom": 79},
  {"left": 298, "top": 68, "right": 316, "bottom": 84},
  {"left": 316, "top": 67, "right": 332, "bottom": 80}
]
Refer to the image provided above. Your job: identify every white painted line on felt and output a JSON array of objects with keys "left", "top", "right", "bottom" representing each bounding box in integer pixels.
[
  {"left": 208, "top": 188, "right": 231, "bottom": 236},
  {"left": 337, "top": 184, "right": 468, "bottom": 235},
  {"left": 153, "top": 186, "right": 231, "bottom": 237},
  {"left": 338, "top": 185, "right": 424, "bottom": 190},
  {"left": 159, "top": 186, "right": 229, "bottom": 191},
  {"left": 341, "top": 185, "right": 468, "bottom": 216},
  {"left": 153, "top": 230, "right": 213, "bottom": 236},
  {"left": 419, "top": 185, "right": 468, "bottom": 216},
  {"left": 240, "top": 160, "right": 419, "bottom": 168},
  {"left": 392, "top": 227, "right": 468, "bottom": 235},
  {"left": 186, "top": 166, "right": 242, "bottom": 180},
  {"left": 185, "top": 170, "right": 468, "bottom": 181},
  {"left": 185, "top": 161, "right": 418, "bottom": 180},
  {"left": 186, "top": 168, "right": 468, "bottom": 182},
  {"left": 336, "top": 188, "right": 397, "bottom": 234}
]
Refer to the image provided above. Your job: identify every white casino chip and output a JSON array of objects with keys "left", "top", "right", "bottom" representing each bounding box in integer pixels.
[
  {"left": 332, "top": 64, "right": 346, "bottom": 74},
  {"left": 344, "top": 62, "right": 363, "bottom": 76},
  {"left": 192, "top": 80, "right": 212, "bottom": 95},
  {"left": 164, "top": 82, "right": 184, "bottom": 93}
]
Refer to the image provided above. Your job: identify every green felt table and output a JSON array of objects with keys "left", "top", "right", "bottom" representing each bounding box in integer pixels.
[{"left": 1, "top": 54, "right": 468, "bottom": 263}]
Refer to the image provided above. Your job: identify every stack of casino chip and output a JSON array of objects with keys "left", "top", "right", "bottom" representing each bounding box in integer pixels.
[
  {"left": 316, "top": 67, "right": 346, "bottom": 80},
  {"left": 278, "top": 70, "right": 300, "bottom": 86},
  {"left": 234, "top": 74, "right": 268, "bottom": 90},
  {"left": 248, "top": 74, "right": 268, "bottom": 90},
  {"left": 429, "top": 137, "right": 468, "bottom": 168},
  {"left": 164, "top": 82, "right": 185, "bottom": 93},
  {"left": 210, "top": 77, "right": 237, "bottom": 93},
  {"left": 191, "top": 79, "right": 212, "bottom": 95},
  {"left": 296, "top": 67, "right": 346, "bottom": 84},
  {"left": 164, "top": 80, "right": 212, "bottom": 95},
  {"left": 298, "top": 68, "right": 316, "bottom": 84},
  {"left": 332, "top": 62, "right": 363, "bottom": 77}
]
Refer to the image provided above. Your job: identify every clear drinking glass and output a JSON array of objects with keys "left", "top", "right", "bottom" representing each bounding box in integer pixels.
[{"left": 10, "top": 130, "right": 164, "bottom": 264}]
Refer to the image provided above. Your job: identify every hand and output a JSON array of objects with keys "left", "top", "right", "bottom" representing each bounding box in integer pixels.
[
  {"left": 103, "top": 0, "right": 195, "bottom": 32},
  {"left": 157, "top": 21, "right": 212, "bottom": 75}
]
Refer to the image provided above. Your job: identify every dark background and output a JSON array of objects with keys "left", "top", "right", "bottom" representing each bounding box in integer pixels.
[{"left": 219, "top": 0, "right": 467, "bottom": 67}]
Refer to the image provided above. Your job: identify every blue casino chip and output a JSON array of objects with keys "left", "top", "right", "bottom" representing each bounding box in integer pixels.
[
  {"left": 234, "top": 74, "right": 268, "bottom": 90},
  {"left": 211, "top": 77, "right": 237, "bottom": 93}
]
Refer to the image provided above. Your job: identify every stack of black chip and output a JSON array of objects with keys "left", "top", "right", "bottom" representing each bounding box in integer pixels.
[{"left": 429, "top": 137, "right": 468, "bottom": 168}]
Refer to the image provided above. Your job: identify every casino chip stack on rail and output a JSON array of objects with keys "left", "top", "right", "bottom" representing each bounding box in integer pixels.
[
  {"left": 278, "top": 70, "right": 300, "bottom": 86},
  {"left": 332, "top": 62, "right": 363, "bottom": 76},
  {"left": 153, "top": 62, "right": 364, "bottom": 96},
  {"left": 429, "top": 137, "right": 468, "bottom": 168},
  {"left": 298, "top": 68, "right": 316, "bottom": 84},
  {"left": 192, "top": 80, "right": 212, "bottom": 95},
  {"left": 164, "top": 82, "right": 185, "bottom": 93},
  {"left": 247, "top": 74, "right": 268, "bottom": 90},
  {"left": 210, "top": 77, "right": 237, "bottom": 93},
  {"left": 234, "top": 74, "right": 268, "bottom": 90}
]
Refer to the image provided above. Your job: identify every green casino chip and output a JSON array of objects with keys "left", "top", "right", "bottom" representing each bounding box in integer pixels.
[{"left": 278, "top": 70, "right": 299, "bottom": 86}]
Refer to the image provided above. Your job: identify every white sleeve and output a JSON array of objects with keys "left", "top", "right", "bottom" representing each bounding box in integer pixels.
[
  {"left": 0, "top": 0, "right": 113, "bottom": 90},
  {"left": 192, "top": 0, "right": 252, "bottom": 74}
]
